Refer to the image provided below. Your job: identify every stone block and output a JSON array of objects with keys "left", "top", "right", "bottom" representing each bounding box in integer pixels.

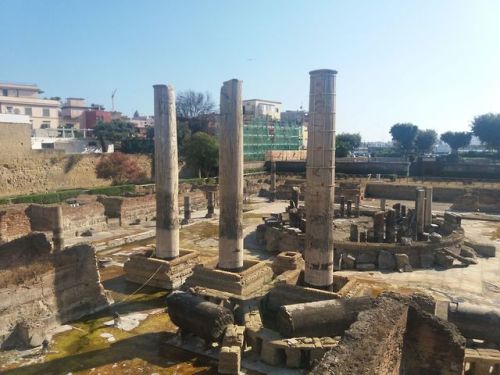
[
  {"left": 357, "top": 252, "right": 377, "bottom": 264},
  {"left": 420, "top": 252, "right": 435, "bottom": 268},
  {"left": 285, "top": 347, "right": 302, "bottom": 368},
  {"left": 465, "top": 241, "right": 496, "bottom": 258},
  {"left": 378, "top": 250, "right": 396, "bottom": 271},
  {"left": 218, "top": 345, "right": 241, "bottom": 374},
  {"left": 356, "top": 263, "right": 376, "bottom": 271},
  {"left": 460, "top": 245, "right": 477, "bottom": 259},
  {"left": 223, "top": 324, "right": 245, "bottom": 349},
  {"left": 395, "top": 253, "right": 412, "bottom": 272},
  {"left": 343, "top": 254, "right": 356, "bottom": 270},
  {"left": 435, "top": 252, "right": 454, "bottom": 268},
  {"left": 430, "top": 232, "right": 443, "bottom": 243},
  {"left": 261, "top": 341, "right": 284, "bottom": 366}
]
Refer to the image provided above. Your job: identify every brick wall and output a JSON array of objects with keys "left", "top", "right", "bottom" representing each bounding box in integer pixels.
[{"left": 0, "top": 205, "right": 31, "bottom": 244}]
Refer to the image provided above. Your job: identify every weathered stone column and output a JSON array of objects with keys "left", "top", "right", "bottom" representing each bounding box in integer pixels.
[
  {"left": 218, "top": 79, "right": 244, "bottom": 271},
  {"left": 385, "top": 208, "right": 397, "bottom": 243},
  {"left": 339, "top": 196, "right": 345, "bottom": 217},
  {"left": 181, "top": 196, "right": 192, "bottom": 225},
  {"left": 346, "top": 200, "right": 352, "bottom": 218},
  {"left": 52, "top": 205, "right": 65, "bottom": 251},
  {"left": 153, "top": 84, "right": 179, "bottom": 259},
  {"left": 350, "top": 224, "right": 359, "bottom": 242},
  {"left": 373, "top": 211, "right": 385, "bottom": 243},
  {"left": 393, "top": 203, "right": 401, "bottom": 219},
  {"left": 380, "top": 198, "right": 386, "bottom": 211},
  {"left": 304, "top": 69, "right": 337, "bottom": 289},
  {"left": 424, "top": 186, "right": 433, "bottom": 229},
  {"left": 355, "top": 195, "right": 360, "bottom": 217},
  {"left": 415, "top": 188, "right": 426, "bottom": 239},
  {"left": 269, "top": 161, "right": 276, "bottom": 202},
  {"left": 206, "top": 191, "right": 216, "bottom": 218},
  {"left": 291, "top": 186, "right": 300, "bottom": 208}
]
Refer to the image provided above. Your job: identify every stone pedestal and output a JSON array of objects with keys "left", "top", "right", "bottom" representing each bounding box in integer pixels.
[
  {"left": 124, "top": 249, "right": 200, "bottom": 290},
  {"left": 187, "top": 259, "right": 273, "bottom": 298}
]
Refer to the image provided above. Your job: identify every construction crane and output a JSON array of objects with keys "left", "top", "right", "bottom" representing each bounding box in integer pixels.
[{"left": 111, "top": 89, "right": 117, "bottom": 112}]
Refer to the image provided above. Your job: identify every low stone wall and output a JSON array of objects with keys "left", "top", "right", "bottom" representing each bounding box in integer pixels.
[
  {"left": 402, "top": 304, "right": 465, "bottom": 374},
  {"left": 311, "top": 295, "right": 409, "bottom": 374},
  {"left": 98, "top": 195, "right": 156, "bottom": 226},
  {"left": 0, "top": 233, "right": 110, "bottom": 349},
  {"left": 0, "top": 205, "right": 31, "bottom": 244},
  {"left": 365, "top": 182, "right": 500, "bottom": 204},
  {"left": 61, "top": 201, "right": 108, "bottom": 237}
]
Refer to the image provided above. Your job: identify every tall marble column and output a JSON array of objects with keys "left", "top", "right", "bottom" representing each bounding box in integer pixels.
[
  {"left": 153, "top": 84, "right": 179, "bottom": 259},
  {"left": 304, "top": 69, "right": 337, "bottom": 289},
  {"left": 218, "top": 79, "right": 244, "bottom": 271}
]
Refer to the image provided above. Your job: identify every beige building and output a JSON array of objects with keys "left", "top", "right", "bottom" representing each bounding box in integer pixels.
[
  {"left": 0, "top": 83, "right": 60, "bottom": 129},
  {"left": 243, "top": 99, "right": 282, "bottom": 120},
  {"left": 60, "top": 98, "right": 87, "bottom": 129}
]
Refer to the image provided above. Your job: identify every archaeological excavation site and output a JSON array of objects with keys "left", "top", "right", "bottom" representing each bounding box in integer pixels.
[{"left": 1, "top": 69, "right": 499, "bottom": 375}]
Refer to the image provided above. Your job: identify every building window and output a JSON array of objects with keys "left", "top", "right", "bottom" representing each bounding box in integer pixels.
[
  {"left": 41, "top": 122, "right": 50, "bottom": 129},
  {"left": 42, "top": 108, "right": 50, "bottom": 117},
  {"left": 25, "top": 107, "right": 32, "bottom": 116},
  {"left": 6, "top": 106, "right": 13, "bottom": 113},
  {"left": 2, "top": 89, "right": 7, "bottom": 96},
  {"left": 41, "top": 143, "right": 54, "bottom": 149}
]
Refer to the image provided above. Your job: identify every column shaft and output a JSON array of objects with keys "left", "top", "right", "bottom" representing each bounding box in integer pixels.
[
  {"left": 304, "top": 69, "right": 337, "bottom": 289},
  {"left": 154, "top": 84, "right": 179, "bottom": 259},
  {"left": 218, "top": 79, "right": 244, "bottom": 270}
]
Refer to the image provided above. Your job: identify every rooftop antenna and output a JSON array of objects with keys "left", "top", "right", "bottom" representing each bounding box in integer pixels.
[{"left": 111, "top": 89, "right": 117, "bottom": 112}]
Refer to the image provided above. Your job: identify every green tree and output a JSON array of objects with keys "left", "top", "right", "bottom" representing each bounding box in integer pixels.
[
  {"left": 336, "top": 133, "right": 362, "bottom": 157},
  {"left": 94, "top": 119, "right": 136, "bottom": 152},
  {"left": 145, "top": 122, "right": 191, "bottom": 157},
  {"left": 184, "top": 132, "right": 219, "bottom": 177},
  {"left": 471, "top": 113, "right": 500, "bottom": 154},
  {"left": 389, "top": 123, "right": 419, "bottom": 157},
  {"left": 440, "top": 131, "right": 472, "bottom": 155},
  {"left": 415, "top": 129, "right": 437, "bottom": 155},
  {"left": 133, "top": 110, "right": 140, "bottom": 118}
]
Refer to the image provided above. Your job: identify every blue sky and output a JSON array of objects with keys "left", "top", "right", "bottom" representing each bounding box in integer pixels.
[{"left": 1, "top": 0, "right": 499, "bottom": 141}]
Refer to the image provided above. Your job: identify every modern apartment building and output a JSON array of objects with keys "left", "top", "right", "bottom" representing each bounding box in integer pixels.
[
  {"left": 243, "top": 99, "right": 282, "bottom": 120},
  {"left": 0, "top": 82, "right": 60, "bottom": 129}
]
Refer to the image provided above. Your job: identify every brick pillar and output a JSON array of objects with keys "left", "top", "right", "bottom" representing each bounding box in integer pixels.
[
  {"left": 206, "top": 191, "right": 216, "bottom": 218},
  {"left": 424, "top": 186, "right": 433, "bottom": 229},
  {"left": 339, "top": 196, "right": 345, "bottom": 217},
  {"left": 346, "top": 200, "right": 352, "bottom": 218},
  {"left": 181, "top": 196, "right": 192, "bottom": 225},
  {"left": 415, "top": 188, "right": 426, "bottom": 239},
  {"left": 52, "top": 205, "right": 65, "bottom": 252},
  {"left": 385, "top": 208, "right": 397, "bottom": 243},
  {"left": 373, "top": 211, "right": 385, "bottom": 243},
  {"left": 269, "top": 161, "right": 276, "bottom": 202}
]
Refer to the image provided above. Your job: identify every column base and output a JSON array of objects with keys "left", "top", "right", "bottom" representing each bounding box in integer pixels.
[{"left": 124, "top": 249, "right": 200, "bottom": 290}]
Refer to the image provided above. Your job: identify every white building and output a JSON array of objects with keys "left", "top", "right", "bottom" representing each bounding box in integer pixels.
[
  {"left": 243, "top": 99, "right": 282, "bottom": 120},
  {"left": 60, "top": 98, "right": 88, "bottom": 129},
  {"left": 0, "top": 82, "right": 60, "bottom": 129}
]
